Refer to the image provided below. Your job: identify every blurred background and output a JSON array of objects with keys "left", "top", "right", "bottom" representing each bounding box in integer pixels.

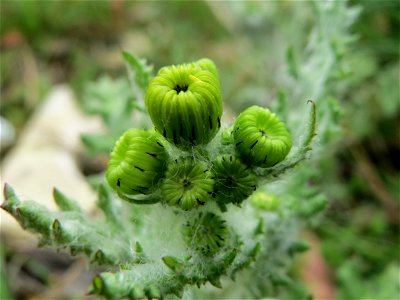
[{"left": 1, "top": 1, "right": 399, "bottom": 299}]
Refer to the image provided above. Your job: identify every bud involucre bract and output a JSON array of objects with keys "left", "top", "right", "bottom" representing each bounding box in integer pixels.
[
  {"left": 145, "top": 59, "right": 222, "bottom": 148},
  {"left": 183, "top": 212, "right": 228, "bottom": 256},
  {"left": 106, "top": 129, "right": 167, "bottom": 198},
  {"left": 213, "top": 154, "right": 257, "bottom": 205},
  {"left": 161, "top": 158, "right": 214, "bottom": 210},
  {"left": 233, "top": 106, "right": 292, "bottom": 167}
]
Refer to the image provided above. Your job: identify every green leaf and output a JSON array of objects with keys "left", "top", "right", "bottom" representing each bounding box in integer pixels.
[
  {"left": 89, "top": 274, "right": 104, "bottom": 295},
  {"left": 145, "top": 285, "right": 161, "bottom": 299},
  {"left": 122, "top": 50, "right": 153, "bottom": 100},
  {"left": 286, "top": 46, "right": 299, "bottom": 79},
  {"left": 209, "top": 277, "right": 222, "bottom": 288},
  {"left": 97, "top": 184, "right": 124, "bottom": 229},
  {"left": 259, "top": 100, "right": 317, "bottom": 178},
  {"left": 130, "top": 286, "right": 145, "bottom": 299},
  {"left": 288, "top": 240, "right": 310, "bottom": 256},
  {"left": 298, "top": 193, "right": 328, "bottom": 217},
  {"left": 80, "top": 133, "right": 118, "bottom": 155},
  {"left": 53, "top": 188, "right": 82, "bottom": 212},
  {"left": 162, "top": 256, "right": 184, "bottom": 273},
  {"left": 1, "top": 183, "right": 20, "bottom": 212}
]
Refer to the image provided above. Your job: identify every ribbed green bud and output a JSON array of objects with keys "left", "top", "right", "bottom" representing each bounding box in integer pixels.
[
  {"left": 106, "top": 129, "right": 168, "bottom": 198},
  {"left": 145, "top": 58, "right": 222, "bottom": 147},
  {"left": 196, "top": 58, "right": 219, "bottom": 77},
  {"left": 161, "top": 158, "right": 214, "bottom": 210},
  {"left": 220, "top": 126, "right": 234, "bottom": 145},
  {"left": 250, "top": 192, "right": 281, "bottom": 212},
  {"left": 233, "top": 106, "right": 292, "bottom": 167},
  {"left": 213, "top": 154, "right": 257, "bottom": 205},
  {"left": 182, "top": 212, "right": 228, "bottom": 256}
]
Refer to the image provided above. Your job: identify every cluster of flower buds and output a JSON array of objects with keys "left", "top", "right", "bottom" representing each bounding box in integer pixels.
[{"left": 106, "top": 59, "right": 292, "bottom": 211}]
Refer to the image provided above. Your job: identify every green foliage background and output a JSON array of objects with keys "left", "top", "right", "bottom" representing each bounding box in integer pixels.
[{"left": 1, "top": 0, "right": 399, "bottom": 299}]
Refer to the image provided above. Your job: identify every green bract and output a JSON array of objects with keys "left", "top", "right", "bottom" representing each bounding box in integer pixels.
[
  {"left": 213, "top": 155, "right": 257, "bottom": 205},
  {"left": 106, "top": 129, "right": 167, "bottom": 198},
  {"left": 161, "top": 158, "right": 214, "bottom": 210},
  {"left": 233, "top": 106, "right": 292, "bottom": 167},
  {"left": 145, "top": 59, "right": 222, "bottom": 148}
]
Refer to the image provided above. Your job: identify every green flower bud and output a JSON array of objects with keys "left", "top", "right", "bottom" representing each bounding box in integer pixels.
[
  {"left": 106, "top": 129, "right": 167, "bottom": 198},
  {"left": 233, "top": 106, "right": 292, "bottom": 167},
  {"left": 220, "top": 126, "right": 234, "bottom": 145},
  {"left": 250, "top": 192, "right": 281, "bottom": 212},
  {"left": 145, "top": 59, "right": 222, "bottom": 147},
  {"left": 196, "top": 58, "right": 219, "bottom": 77},
  {"left": 161, "top": 158, "right": 214, "bottom": 210},
  {"left": 213, "top": 154, "right": 257, "bottom": 205},
  {"left": 182, "top": 212, "right": 228, "bottom": 256}
]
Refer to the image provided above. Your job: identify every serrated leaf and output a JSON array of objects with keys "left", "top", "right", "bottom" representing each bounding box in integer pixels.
[
  {"left": 122, "top": 50, "right": 153, "bottom": 94},
  {"left": 122, "top": 51, "right": 153, "bottom": 111},
  {"left": 249, "top": 243, "right": 261, "bottom": 259},
  {"left": 1, "top": 183, "right": 20, "bottom": 212},
  {"left": 286, "top": 46, "right": 299, "bottom": 79},
  {"left": 98, "top": 184, "right": 123, "bottom": 228},
  {"left": 253, "top": 218, "right": 265, "bottom": 236},
  {"left": 288, "top": 240, "right": 310, "bottom": 256},
  {"left": 53, "top": 188, "right": 82, "bottom": 212},
  {"left": 221, "top": 248, "right": 237, "bottom": 267},
  {"left": 135, "top": 241, "right": 144, "bottom": 254},
  {"left": 300, "top": 193, "right": 328, "bottom": 217},
  {"left": 171, "top": 287, "right": 184, "bottom": 298},
  {"left": 145, "top": 285, "right": 161, "bottom": 299},
  {"left": 270, "top": 273, "right": 293, "bottom": 287},
  {"left": 90, "top": 275, "right": 104, "bottom": 294},
  {"left": 162, "top": 256, "right": 184, "bottom": 273},
  {"left": 259, "top": 100, "right": 317, "bottom": 178},
  {"left": 130, "top": 286, "right": 145, "bottom": 299},
  {"left": 209, "top": 277, "right": 222, "bottom": 288},
  {"left": 80, "top": 133, "right": 118, "bottom": 155}
]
